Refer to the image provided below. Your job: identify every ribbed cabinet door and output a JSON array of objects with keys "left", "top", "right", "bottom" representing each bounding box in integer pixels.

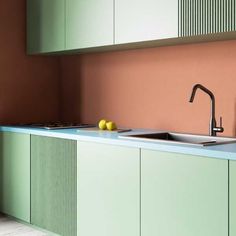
[
  {"left": 179, "top": 0, "right": 236, "bottom": 36},
  {"left": 230, "top": 161, "right": 236, "bottom": 236},
  {"left": 31, "top": 135, "right": 77, "bottom": 236},
  {"left": 27, "top": 0, "right": 65, "bottom": 54},
  {"left": 77, "top": 141, "right": 140, "bottom": 236},
  {"left": 141, "top": 150, "right": 228, "bottom": 236},
  {"left": 0, "top": 132, "right": 30, "bottom": 222}
]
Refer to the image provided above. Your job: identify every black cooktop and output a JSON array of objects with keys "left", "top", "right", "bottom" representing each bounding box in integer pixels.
[{"left": 13, "top": 122, "right": 96, "bottom": 130}]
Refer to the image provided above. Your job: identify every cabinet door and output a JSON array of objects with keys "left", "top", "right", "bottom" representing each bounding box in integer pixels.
[
  {"left": 66, "top": 0, "right": 113, "bottom": 50},
  {"left": 141, "top": 150, "right": 228, "bottom": 236},
  {"left": 31, "top": 136, "right": 77, "bottom": 236},
  {"left": 27, "top": 0, "right": 65, "bottom": 54},
  {"left": 115, "top": 0, "right": 178, "bottom": 44},
  {"left": 230, "top": 161, "right": 236, "bottom": 236},
  {"left": 77, "top": 141, "right": 140, "bottom": 236},
  {"left": 0, "top": 132, "right": 30, "bottom": 222}
]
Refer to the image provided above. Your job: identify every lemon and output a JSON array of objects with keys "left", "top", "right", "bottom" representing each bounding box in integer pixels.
[
  {"left": 98, "top": 119, "right": 107, "bottom": 130},
  {"left": 106, "top": 121, "right": 117, "bottom": 131}
]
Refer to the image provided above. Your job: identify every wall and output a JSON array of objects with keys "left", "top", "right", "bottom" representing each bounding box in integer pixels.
[
  {"left": 60, "top": 40, "right": 236, "bottom": 137},
  {"left": 0, "top": 0, "right": 60, "bottom": 124}
]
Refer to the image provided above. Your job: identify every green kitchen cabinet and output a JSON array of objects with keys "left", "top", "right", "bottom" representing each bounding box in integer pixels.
[
  {"left": 31, "top": 135, "right": 77, "bottom": 236},
  {"left": 115, "top": 0, "right": 178, "bottom": 44},
  {"left": 66, "top": 0, "right": 114, "bottom": 50},
  {"left": 0, "top": 132, "right": 30, "bottom": 222},
  {"left": 230, "top": 160, "right": 236, "bottom": 236},
  {"left": 77, "top": 141, "right": 140, "bottom": 236},
  {"left": 27, "top": 0, "right": 65, "bottom": 54},
  {"left": 141, "top": 149, "right": 228, "bottom": 236}
]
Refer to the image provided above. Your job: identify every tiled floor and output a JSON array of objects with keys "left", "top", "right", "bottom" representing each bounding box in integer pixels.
[{"left": 0, "top": 214, "right": 47, "bottom": 236}]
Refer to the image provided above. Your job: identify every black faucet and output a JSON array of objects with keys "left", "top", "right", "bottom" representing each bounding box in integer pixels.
[{"left": 189, "top": 84, "right": 224, "bottom": 136}]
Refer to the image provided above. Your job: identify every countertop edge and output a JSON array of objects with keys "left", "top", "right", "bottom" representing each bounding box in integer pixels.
[{"left": 1, "top": 126, "right": 236, "bottom": 161}]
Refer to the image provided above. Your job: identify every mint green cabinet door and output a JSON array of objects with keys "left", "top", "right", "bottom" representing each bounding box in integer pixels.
[
  {"left": 27, "top": 0, "right": 65, "bottom": 54},
  {"left": 77, "top": 141, "right": 140, "bottom": 236},
  {"left": 141, "top": 150, "right": 228, "bottom": 236},
  {"left": 66, "top": 0, "right": 113, "bottom": 50},
  {"left": 31, "top": 136, "right": 77, "bottom": 236},
  {"left": 0, "top": 132, "right": 30, "bottom": 222},
  {"left": 230, "top": 161, "right": 236, "bottom": 236},
  {"left": 115, "top": 0, "right": 178, "bottom": 44}
]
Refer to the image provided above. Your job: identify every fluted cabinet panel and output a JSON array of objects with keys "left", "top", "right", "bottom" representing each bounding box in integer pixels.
[
  {"left": 179, "top": 0, "right": 236, "bottom": 36},
  {"left": 31, "top": 135, "right": 77, "bottom": 236}
]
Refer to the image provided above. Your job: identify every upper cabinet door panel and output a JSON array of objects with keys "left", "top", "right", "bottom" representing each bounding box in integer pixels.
[
  {"left": 115, "top": 0, "right": 178, "bottom": 44},
  {"left": 27, "top": 0, "right": 65, "bottom": 54},
  {"left": 66, "top": 0, "right": 114, "bottom": 50}
]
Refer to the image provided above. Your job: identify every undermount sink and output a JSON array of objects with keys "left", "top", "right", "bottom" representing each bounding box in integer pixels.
[{"left": 119, "top": 132, "right": 236, "bottom": 146}]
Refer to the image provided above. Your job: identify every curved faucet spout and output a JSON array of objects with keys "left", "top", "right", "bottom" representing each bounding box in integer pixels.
[
  {"left": 189, "top": 84, "right": 223, "bottom": 136},
  {"left": 189, "top": 84, "right": 215, "bottom": 104}
]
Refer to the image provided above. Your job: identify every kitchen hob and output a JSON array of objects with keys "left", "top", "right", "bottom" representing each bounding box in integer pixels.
[{"left": 10, "top": 122, "right": 96, "bottom": 130}]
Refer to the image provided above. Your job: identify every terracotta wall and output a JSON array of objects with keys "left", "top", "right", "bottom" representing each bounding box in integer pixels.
[
  {"left": 3, "top": 0, "right": 236, "bottom": 136},
  {"left": 60, "top": 40, "right": 236, "bottom": 137},
  {"left": 0, "top": 0, "right": 60, "bottom": 124}
]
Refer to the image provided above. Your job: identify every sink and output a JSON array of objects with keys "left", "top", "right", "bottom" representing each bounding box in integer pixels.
[{"left": 119, "top": 132, "right": 236, "bottom": 146}]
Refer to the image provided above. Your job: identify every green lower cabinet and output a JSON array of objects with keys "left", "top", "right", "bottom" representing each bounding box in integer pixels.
[
  {"left": 0, "top": 132, "right": 30, "bottom": 222},
  {"left": 77, "top": 141, "right": 140, "bottom": 236},
  {"left": 31, "top": 135, "right": 77, "bottom": 236},
  {"left": 230, "top": 160, "right": 236, "bottom": 236},
  {"left": 141, "top": 150, "right": 228, "bottom": 236}
]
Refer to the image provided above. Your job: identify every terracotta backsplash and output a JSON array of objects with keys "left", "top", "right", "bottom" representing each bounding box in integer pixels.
[
  {"left": 60, "top": 40, "right": 236, "bottom": 137},
  {"left": 2, "top": 0, "right": 236, "bottom": 137}
]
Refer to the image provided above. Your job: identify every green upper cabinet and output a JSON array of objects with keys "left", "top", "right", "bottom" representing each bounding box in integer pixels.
[
  {"left": 230, "top": 160, "right": 236, "bottom": 236},
  {"left": 0, "top": 132, "right": 30, "bottom": 223},
  {"left": 115, "top": 0, "right": 178, "bottom": 44},
  {"left": 31, "top": 135, "right": 77, "bottom": 236},
  {"left": 77, "top": 141, "right": 140, "bottom": 236},
  {"left": 66, "top": 0, "right": 114, "bottom": 50},
  {"left": 141, "top": 149, "right": 228, "bottom": 236},
  {"left": 27, "top": 0, "right": 65, "bottom": 54}
]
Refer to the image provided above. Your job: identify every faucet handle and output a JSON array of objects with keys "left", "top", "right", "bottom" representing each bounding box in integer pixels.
[
  {"left": 220, "top": 116, "right": 223, "bottom": 128},
  {"left": 213, "top": 117, "right": 224, "bottom": 133}
]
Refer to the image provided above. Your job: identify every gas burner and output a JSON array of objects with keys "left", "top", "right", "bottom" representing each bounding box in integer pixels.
[{"left": 14, "top": 122, "right": 96, "bottom": 130}]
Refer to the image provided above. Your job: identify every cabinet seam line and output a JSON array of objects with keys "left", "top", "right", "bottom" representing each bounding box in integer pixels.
[
  {"left": 228, "top": 160, "right": 230, "bottom": 236},
  {"left": 139, "top": 148, "right": 141, "bottom": 236},
  {"left": 113, "top": 0, "right": 115, "bottom": 44},
  {"left": 30, "top": 134, "right": 32, "bottom": 223},
  {"left": 64, "top": 0, "right": 66, "bottom": 49}
]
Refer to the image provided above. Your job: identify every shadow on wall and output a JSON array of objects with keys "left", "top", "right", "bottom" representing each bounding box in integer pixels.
[
  {"left": 59, "top": 56, "right": 82, "bottom": 122},
  {"left": 0, "top": 0, "right": 60, "bottom": 124}
]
